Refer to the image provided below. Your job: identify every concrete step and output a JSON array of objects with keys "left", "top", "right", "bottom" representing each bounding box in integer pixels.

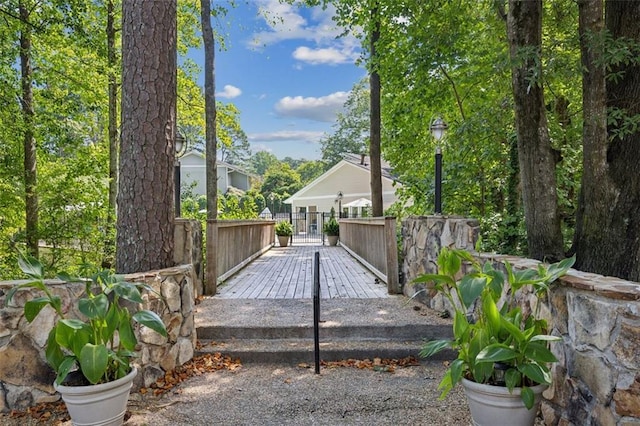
[
  {"left": 194, "top": 297, "right": 456, "bottom": 365},
  {"left": 196, "top": 337, "right": 456, "bottom": 364},
  {"left": 197, "top": 323, "right": 453, "bottom": 341}
]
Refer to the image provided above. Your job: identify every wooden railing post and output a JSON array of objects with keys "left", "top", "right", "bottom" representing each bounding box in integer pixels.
[
  {"left": 205, "top": 219, "right": 218, "bottom": 295},
  {"left": 384, "top": 217, "right": 400, "bottom": 294}
]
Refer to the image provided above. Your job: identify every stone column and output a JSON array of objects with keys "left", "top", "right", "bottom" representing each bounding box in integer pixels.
[
  {"left": 401, "top": 215, "right": 479, "bottom": 303},
  {"left": 174, "top": 219, "right": 203, "bottom": 297}
]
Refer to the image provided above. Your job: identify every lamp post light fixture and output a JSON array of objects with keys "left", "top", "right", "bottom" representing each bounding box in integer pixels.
[
  {"left": 175, "top": 132, "right": 185, "bottom": 217},
  {"left": 269, "top": 193, "right": 275, "bottom": 217},
  {"left": 336, "top": 191, "right": 344, "bottom": 218},
  {"left": 430, "top": 117, "right": 448, "bottom": 215}
]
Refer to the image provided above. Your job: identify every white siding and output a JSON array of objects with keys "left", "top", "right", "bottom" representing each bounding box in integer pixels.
[{"left": 287, "top": 161, "right": 400, "bottom": 214}]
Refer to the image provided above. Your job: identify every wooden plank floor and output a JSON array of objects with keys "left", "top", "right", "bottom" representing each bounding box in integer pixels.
[{"left": 216, "top": 244, "right": 389, "bottom": 299}]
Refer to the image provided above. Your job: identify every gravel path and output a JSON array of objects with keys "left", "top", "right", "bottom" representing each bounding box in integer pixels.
[{"left": 123, "top": 361, "right": 471, "bottom": 426}]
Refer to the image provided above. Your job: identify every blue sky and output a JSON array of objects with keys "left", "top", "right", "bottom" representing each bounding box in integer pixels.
[{"left": 189, "top": 0, "right": 367, "bottom": 160}]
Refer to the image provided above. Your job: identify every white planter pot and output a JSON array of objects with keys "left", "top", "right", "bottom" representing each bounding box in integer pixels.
[
  {"left": 461, "top": 378, "right": 547, "bottom": 426},
  {"left": 54, "top": 367, "right": 137, "bottom": 426},
  {"left": 327, "top": 235, "right": 339, "bottom": 246}
]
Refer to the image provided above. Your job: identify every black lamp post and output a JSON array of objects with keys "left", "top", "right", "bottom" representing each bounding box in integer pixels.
[
  {"left": 336, "top": 191, "right": 343, "bottom": 218},
  {"left": 430, "top": 117, "right": 448, "bottom": 215},
  {"left": 175, "top": 132, "right": 185, "bottom": 217}
]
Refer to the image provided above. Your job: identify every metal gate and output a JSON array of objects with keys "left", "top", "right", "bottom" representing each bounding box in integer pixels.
[{"left": 274, "top": 212, "right": 332, "bottom": 245}]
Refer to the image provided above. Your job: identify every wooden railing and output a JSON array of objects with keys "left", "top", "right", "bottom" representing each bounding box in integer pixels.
[
  {"left": 206, "top": 219, "right": 275, "bottom": 294},
  {"left": 338, "top": 217, "right": 400, "bottom": 294}
]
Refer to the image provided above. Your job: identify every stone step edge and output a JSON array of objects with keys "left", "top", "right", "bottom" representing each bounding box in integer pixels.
[
  {"left": 196, "top": 338, "right": 456, "bottom": 364},
  {"left": 196, "top": 324, "right": 453, "bottom": 340}
]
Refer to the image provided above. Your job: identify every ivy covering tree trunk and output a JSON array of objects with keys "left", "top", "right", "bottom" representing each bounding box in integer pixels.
[
  {"left": 19, "top": 0, "right": 38, "bottom": 258},
  {"left": 506, "top": 0, "right": 564, "bottom": 261},
  {"left": 117, "top": 0, "right": 177, "bottom": 273},
  {"left": 573, "top": 0, "right": 640, "bottom": 280},
  {"left": 104, "top": 0, "right": 118, "bottom": 268}
]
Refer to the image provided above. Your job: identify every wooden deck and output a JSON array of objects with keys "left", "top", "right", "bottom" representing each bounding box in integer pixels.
[{"left": 215, "top": 244, "right": 389, "bottom": 299}]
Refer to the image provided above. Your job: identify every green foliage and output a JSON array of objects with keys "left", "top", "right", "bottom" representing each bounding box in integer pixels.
[
  {"left": 259, "top": 164, "right": 302, "bottom": 209},
  {"left": 7, "top": 255, "right": 167, "bottom": 386},
  {"left": 0, "top": 0, "right": 249, "bottom": 277},
  {"left": 217, "top": 103, "right": 251, "bottom": 166},
  {"left": 320, "top": 79, "right": 370, "bottom": 167},
  {"left": 218, "top": 193, "right": 259, "bottom": 220},
  {"left": 250, "top": 151, "right": 280, "bottom": 176},
  {"left": 415, "top": 248, "right": 575, "bottom": 409},
  {"left": 275, "top": 220, "right": 293, "bottom": 237},
  {"left": 324, "top": 209, "right": 340, "bottom": 236},
  {"left": 323, "top": 217, "right": 340, "bottom": 236},
  {"left": 296, "top": 160, "right": 326, "bottom": 185}
]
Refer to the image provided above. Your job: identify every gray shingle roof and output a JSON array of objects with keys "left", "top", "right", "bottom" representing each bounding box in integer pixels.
[{"left": 342, "top": 153, "right": 396, "bottom": 181}]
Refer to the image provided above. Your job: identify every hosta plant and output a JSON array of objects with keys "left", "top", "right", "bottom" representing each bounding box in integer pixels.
[
  {"left": 7, "top": 255, "right": 167, "bottom": 386},
  {"left": 414, "top": 248, "right": 574, "bottom": 409}
]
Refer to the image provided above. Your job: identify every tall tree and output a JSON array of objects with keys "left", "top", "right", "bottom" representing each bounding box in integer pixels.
[
  {"left": 320, "top": 79, "right": 369, "bottom": 167},
  {"left": 18, "top": 0, "right": 38, "bottom": 257},
  {"left": 104, "top": 0, "right": 119, "bottom": 267},
  {"left": 573, "top": 0, "right": 640, "bottom": 280},
  {"left": 200, "top": 0, "right": 216, "bottom": 221},
  {"left": 369, "top": 0, "right": 383, "bottom": 217},
  {"left": 506, "top": 0, "right": 564, "bottom": 261},
  {"left": 260, "top": 163, "right": 302, "bottom": 207},
  {"left": 117, "top": 0, "right": 177, "bottom": 273},
  {"left": 201, "top": 0, "right": 217, "bottom": 295},
  {"left": 217, "top": 103, "right": 249, "bottom": 165},
  {"left": 250, "top": 151, "right": 279, "bottom": 176},
  {"left": 296, "top": 160, "right": 325, "bottom": 184}
]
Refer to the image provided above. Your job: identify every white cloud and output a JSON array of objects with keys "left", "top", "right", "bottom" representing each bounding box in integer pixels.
[
  {"left": 292, "top": 46, "right": 355, "bottom": 65},
  {"left": 216, "top": 85, "right": 242, "bottom": 99},
  {"left": 249, "top": 130, "right": 325, "bottom": 144},
  {"left": 274, "top": 91, "right": 349, "bottom": 122},
  {"left": 248, "top": 1, "right": 361, "bottom": 66}
]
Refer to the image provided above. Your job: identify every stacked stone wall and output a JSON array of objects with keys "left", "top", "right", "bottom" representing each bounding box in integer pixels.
[
  {"left": 175, "top": 218, "right": 203, "bottom": 296},
  {"left": 402, "top": 215, "right": 640, "bottom": 425},
  {"left": 0, "top": 264, "right": 197, "bottom": 412}
]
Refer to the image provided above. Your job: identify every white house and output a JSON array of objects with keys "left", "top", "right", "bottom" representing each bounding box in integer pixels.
[
  {"left": 179, "top": 151, "right": 255, "bottom": 196},
  {"left": 284, "top": 153, "right": 401, "bottom": 217}
]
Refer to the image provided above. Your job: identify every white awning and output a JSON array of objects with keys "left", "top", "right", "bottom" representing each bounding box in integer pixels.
[{"left": 343, "top": 198, "right": 372, "bottom": 208}]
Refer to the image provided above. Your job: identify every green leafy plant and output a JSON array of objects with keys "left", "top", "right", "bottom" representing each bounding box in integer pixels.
[
  {"left": 275, "top": 220, "right": 293, "bottom": 237},
  {"left": 6, "top": 255, "right": 168, "bottom": 386},
  {"left": 414, "top": 248, "right": 575, "bottom": 409},
  {"left": 323, "top": 217, "right": 340, "bottom": 236}
]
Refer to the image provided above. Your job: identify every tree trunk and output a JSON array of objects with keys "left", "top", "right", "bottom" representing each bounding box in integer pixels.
[
  {"left": 573, "top": 0, "right": 640, "bottom": 280},
  {"left": 369, "top": 1, "right": 383, "bottom": 217},
  {"left": 104, "top": 0, "right": 118, "bottom": 268},
  {"left": 19, "top": 0, "right": 38, "bottom": 258},
  {"left": 506, "top": 0, "right": 564, "bottom": 261},
  {"left": 116, "top": 0, "right": 177, "bottom": 274},
  {"left": 201, "top": 0, "right": 218, "bottom": 294}
]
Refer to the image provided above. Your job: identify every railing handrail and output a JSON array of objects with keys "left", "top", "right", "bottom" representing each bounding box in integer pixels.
[{"left": 313, "top": 251, "right": 320, "bottom": 374}]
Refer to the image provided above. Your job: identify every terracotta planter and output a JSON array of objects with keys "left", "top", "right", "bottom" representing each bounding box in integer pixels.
[
  {"left": 277, "top": 235, "right": 290, "bottom": 247},
  {"left": 54, "top": 367, "right": 137, "bottom": 426},
  {"left": 462, "top": 378, "right": 547, "bottom": 426}
]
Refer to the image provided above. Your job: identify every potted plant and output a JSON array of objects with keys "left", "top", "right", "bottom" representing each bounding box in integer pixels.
[
  {"left": 414, "top": 248, "right": 574, "bottom": 426},
  {"left": 275, "top": 220, "right": 293, "bottom": 247},
  {"left": 323, "top": 217, "right": 340, "bottom": 246},
  {"left": 6, "top": 255, "right": 168, "bottom": 426}
]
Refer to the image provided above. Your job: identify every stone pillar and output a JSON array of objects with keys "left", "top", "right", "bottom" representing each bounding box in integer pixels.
[
  {"left": 174, "top": 219, "right": 203, "bottom": 297},
  {"left": 401, "top": 215, "right": 479, "bottom": 303}
]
